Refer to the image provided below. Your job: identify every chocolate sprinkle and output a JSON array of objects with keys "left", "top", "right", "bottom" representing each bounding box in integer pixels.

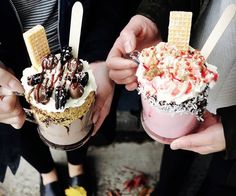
[{"left": 139, "top": 87, "right": 209, "bottom": 121}]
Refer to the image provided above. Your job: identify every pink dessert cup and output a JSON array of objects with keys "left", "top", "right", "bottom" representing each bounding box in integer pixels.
[{"left": 141, "top": 95, "right": 199, "bottom": 144}]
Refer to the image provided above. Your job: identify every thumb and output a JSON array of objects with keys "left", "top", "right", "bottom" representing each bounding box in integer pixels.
[{"left": 0, "top": 68, "right": 24, "bottom": 93}]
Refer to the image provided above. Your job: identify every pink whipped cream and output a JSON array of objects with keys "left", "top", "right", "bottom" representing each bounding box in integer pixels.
[{"left": 136, "top": 42, "right": 218, "bottom": 104}]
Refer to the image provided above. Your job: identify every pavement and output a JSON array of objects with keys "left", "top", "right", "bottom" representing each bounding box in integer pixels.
[{"left": 0, "top": 88, "right": 164, "bottom": 196}]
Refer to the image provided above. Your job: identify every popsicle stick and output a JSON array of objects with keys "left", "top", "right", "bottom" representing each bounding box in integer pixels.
[
  {"left": 201, "top": 4, "right": 236, "bottom": 59},
  {"left": 69, "top": 2, "right": 83, "bottom": 58}
]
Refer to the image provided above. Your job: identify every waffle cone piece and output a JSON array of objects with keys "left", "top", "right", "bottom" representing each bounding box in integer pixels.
[
  {"left": 31, "top": 92, "right": 95, "bottom": 127},
  {"left": 168, "top": 11, "right": 192, "bottom": 50},
  {"left": 23, "top": 25, "right": 50, "bottom": 70}
]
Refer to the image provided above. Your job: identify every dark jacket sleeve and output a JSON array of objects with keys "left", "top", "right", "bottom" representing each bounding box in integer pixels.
[
  {"left": 59, "top": 0, "right": 142, "bottom": 62},
  {"left": 0, "top": 125, "right": 21, "bottom": 182},
  {"left": 136, "top": 0, "right": 203, "bottom": 41},
  {"left": 217, "top": 105, "right": 236, "bottom": 160},
  {"left": 79, "top": 0, "right": 142, "bottom": 62}
]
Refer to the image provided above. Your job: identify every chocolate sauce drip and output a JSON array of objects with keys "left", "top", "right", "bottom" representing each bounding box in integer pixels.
[
  {"left": 66, "top": 59, "right": 83, "bottom": 72},
  {"left": 65, "top": 126, "right": 69, "bottom": 135},
  {"left": 77, "top": 60, "right": 83, "bottom": 72},
  {"left": 29, "top": 46, "right": 89, "bottom": 108}
]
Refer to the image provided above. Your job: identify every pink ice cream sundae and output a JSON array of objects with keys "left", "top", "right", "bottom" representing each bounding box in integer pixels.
[{"left": 136, "top": 42, "right": 218, "bottom": 143}]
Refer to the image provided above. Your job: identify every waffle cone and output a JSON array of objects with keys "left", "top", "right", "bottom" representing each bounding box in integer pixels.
[
  {"left": 23, "top": 25, "right": 50, "bottom": 70},
  {"left": 168, "top": 11, "right": 192, "bottom": 50}
]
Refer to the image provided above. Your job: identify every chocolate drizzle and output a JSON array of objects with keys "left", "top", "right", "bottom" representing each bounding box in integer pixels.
[
  {"left": 42, "top": 54, "right": 58, "bottom": 70},
  {"left": 27, "top": 46, "right": 89, "bottom": 109},
  {"left": 65, "top": 126, "right": 69, "bottom": 135}
]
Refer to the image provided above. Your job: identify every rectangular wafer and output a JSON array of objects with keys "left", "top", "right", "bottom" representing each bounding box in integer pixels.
[
  {"left": 23, "top": 25, "right": 50, "bottom": 70},
  {"left": 168, "top": 11, "right": 192, "bottom": 50}
]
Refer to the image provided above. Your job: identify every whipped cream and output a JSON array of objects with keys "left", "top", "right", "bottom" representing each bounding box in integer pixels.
[
  {"left": 136, "top": 42, "right": 218, "bottom": 104},
  {"left": 21, "top": 53, "right": 97, "bottom": 112}
]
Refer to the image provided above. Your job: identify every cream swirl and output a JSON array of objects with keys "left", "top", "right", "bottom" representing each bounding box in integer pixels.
[
  {"left": 21, "top": 56, "right": 96, "bottom": 112},
  {"left": 136, "top": 42, "right": 218, "bottom": 104}
]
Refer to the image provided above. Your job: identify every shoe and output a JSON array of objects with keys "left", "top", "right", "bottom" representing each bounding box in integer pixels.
[
  {"left": 40, "top": 180, "right": 65, "bottom": 196},
  {"left": 68, "top": 174, "right": 88, "bottom": 187},
  {"left": 68, "top": 174, "right": 92, "bottom": 195}
]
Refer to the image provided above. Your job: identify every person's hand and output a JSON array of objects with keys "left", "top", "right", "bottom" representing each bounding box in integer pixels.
[
  {"left": 90, "top": 61, "right": 114, "bottom": 135},
  {"left": 0, "top": 64, "right": 25, "bottom": 129},
  {"left": 170, "top": 111, "right": 225, "bottom": 154},
  {"left": 106, "top": 15, "right": 160, "bottom": 91}
]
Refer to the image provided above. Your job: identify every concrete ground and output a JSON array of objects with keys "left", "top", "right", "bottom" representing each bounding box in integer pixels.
[
  {"left": 0, "top": 89, "right": 164, "bottom": 195},
  {"left": 0, "top": 141, "right": 163, "bottom": 196}
]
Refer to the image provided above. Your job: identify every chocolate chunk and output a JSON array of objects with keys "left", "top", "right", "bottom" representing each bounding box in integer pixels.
[
  {"left": 77, "top": 60, "right": 84, "bottom": 72},
  {"left": 61, "top": 46, "right": 73, "bottom": 65},
  {"left": 34, "top": 85, "right": 52, "bottom": 104},
  {"left": 67, "top": 59, "right": 84, "bottom": 72},
  {"left": 27, "top": 73, "right": 44, "bottom": 86},
  {"left": 67, "top": 59, "right": 78, "bottom": 72},
  {"left": 69, "top": 83, "right": 84, "bottom": 99},
  {"left": 79, "top": 72, "right": 89, "bottom": 87},
  {"left": 55, "top": 86, "right": 68, "bottom": 109}
]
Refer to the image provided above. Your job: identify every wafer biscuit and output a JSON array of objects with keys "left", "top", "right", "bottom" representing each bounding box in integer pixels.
[
  {"left": 23, "top": 25, "right": 50, "bottom": 70},
  {"left": 168, "top": 11, "right": 192, "bottom": 50}
]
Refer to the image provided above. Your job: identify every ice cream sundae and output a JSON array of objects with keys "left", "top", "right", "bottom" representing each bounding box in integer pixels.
[
  {"left": 21, "top": 25, "right": 97, "bottom": 150},
  {"left": 136, "top": 11, "right": 218, "bottom": 143}
]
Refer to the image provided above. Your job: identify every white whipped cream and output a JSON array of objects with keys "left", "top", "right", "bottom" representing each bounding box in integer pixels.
[{"left": 21, "top": 58, "right": 97, "bottom": 112}]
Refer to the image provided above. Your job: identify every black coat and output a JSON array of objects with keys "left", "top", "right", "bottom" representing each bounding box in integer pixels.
[
  {"left": 137, "top": 0, "right": 236, "bottom": 195},
  {"left": 0, "top": 0, "right": 142, "bottom": 182}
]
